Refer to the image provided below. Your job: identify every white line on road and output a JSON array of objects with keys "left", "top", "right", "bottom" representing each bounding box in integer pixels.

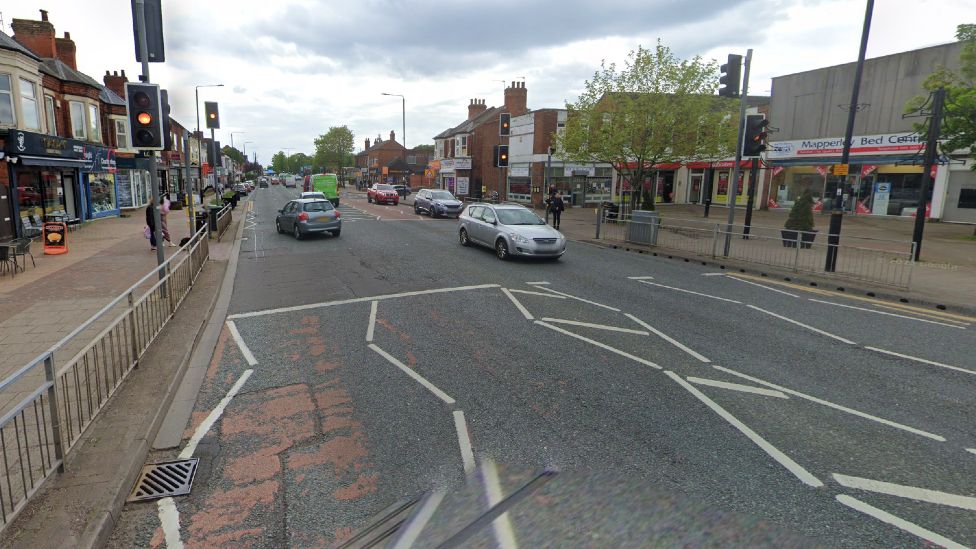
[
  {"left": 967, "top": 448, "right": 976, "bottom": 456},
  {"left": 747, "top": 305, "right": 856, "bottom": 345},
  {"left": 636, "top": 280, "right": 742, "bottom": 304},
  {"left": 864, "top": 346, "right": 975, "bottom": 376},
  {"left": 453, "top": 410, "right": 476, "bottom": 474},
  {"left": 157, "top": 497, "right": 184, "bottom": 549},
  {"left": 711, "top": 365, "right": 946, "bottom": 442},
  {"left": 701, "top": 272, "right": 726, "bottom": 276},
  {"left": 501, "top": 288, "right": 534, "bottom": 320},
  {"left": 627, "top": 276, "right": 655, "bottom": 280},
  {"left": 529, "top": 285, "right": 621, "bottom": 311},
  {"left": 810, "top": 299, "right": 966, "bottom": 329},
  {"left": 835, "top": 495, "right": 966, "bottom": 549},
  {"left": 624, "top": 313, "right": 711, "bottom": 363},
  {"left": 686, "top": 376, "right": 789, "bottom": 398},
  {"left": 535, "top": 321, "right": 662, "bottom": 370},
  {"left": 507, "top": 289, "right": 567, "bottom": 299},
  {"left": 664, "top": 371, "right": 822, "bottom": 487},
  {"left": 391, "top": 490, "right": 447, "bottom": 549},
  {"left": 526, "top": 281, "right": 550, "bottom": 285},
  {"left": 225, "top": 321, "right": 258, "bottom": 366},
  {"left": 180, "top": 369, "right": 255, "bottom": 459},
  {"left": 368, "top": 344, "right": 456, "bottom": 405},
  {"left": 365, "top": 300, "right": 378, "bottom": 342},
  {"left": 481, "top": 458, "right": 520, "bottom": 549},
  {"left": 540, "top": 317, "right": 649, "bottom": 335},
  {"left": 725, "top": 275, "right": 800, "bottom": 298},
  {"left": 833, "top": 473, "right": 976, "bottom": 511},
  {"left": 228, "top": 284, "right": 501, "bottom": 319}
]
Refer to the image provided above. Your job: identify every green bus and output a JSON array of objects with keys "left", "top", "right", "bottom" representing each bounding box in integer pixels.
[{"left": 310, "top": 173, "right": 340, "bottom": 206}]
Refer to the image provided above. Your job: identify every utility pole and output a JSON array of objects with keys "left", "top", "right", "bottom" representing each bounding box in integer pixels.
[
  {"left": 912, "top": 87, "right": 945, "bottom": 261},
  {"left": 826, "top": 0, "right": 874, "bottom": 272},
  {"left": 134, "top": 0, "right": 165, "bottom": 275},
  {"left": 184, "top": 133, "right": 194, "bottom": 232},
  {"left": 723, "top": 48, "right": 752, "bottom": 257}
]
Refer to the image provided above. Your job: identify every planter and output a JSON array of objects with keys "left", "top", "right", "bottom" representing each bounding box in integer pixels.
[{"left": 781, "top": 229, "right": 817, "bottom": 249}]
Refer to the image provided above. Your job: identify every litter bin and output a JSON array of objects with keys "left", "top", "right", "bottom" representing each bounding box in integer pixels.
[
  {"left": 208, "top": 206, "right": 221, "bottom": 232},
  {"left": 195, "top": 211, "right": 208, "bottom": 233},
  {"left": 602, "top": 201, "right": 619, "bottom": 221}
]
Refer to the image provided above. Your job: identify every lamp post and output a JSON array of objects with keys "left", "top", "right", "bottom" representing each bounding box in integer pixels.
[
  {"left": 194, "top": 83, "right": 223, "bottom": 202},
  {"left": 381, "top": 92, "right": 406, "bottom": 162}
]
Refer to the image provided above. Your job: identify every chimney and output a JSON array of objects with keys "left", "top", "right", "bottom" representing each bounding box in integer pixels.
[
  {"left": 468, "top": 98, "right": 487, "bottom": 120},
  {"left": 504, "top": 81, "right": 528, "bottom": 116},
  {"left": 55, "top": 31, "right": 77, "bottom": 70},
  {"left": 390, "top": 130, "right": 396, "bottom": 143},
  {"left": 11, "top": 11, "right": 57, "bottom": 59},
  {"left": 375, "top": 133, "right": 382, "bottom": 144},
  {"left": 103, "top": 69, "right": 129, "bottom": 98},
  {"left": 365, "top": 138, "right": 371, "bottom": 149}
]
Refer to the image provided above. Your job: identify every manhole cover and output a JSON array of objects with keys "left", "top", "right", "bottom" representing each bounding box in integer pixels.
[{"left": 127, "top": 458, "right": 199, "bottom": 502}]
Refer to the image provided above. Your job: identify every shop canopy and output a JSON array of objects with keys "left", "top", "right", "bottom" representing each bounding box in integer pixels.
[{"left": 11, "top": 155, "right": 88, "bottom": 168}]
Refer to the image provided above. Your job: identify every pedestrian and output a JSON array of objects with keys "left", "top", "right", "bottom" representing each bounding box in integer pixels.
[
  {"left": 145, "top": 201, "right": 157, "bottom": 251},
  {"left": 551, "top": 192, "right": 565, "bottom": 229},
  {"left": 161, "top": 194, "right": 176, "bottom": 247}
]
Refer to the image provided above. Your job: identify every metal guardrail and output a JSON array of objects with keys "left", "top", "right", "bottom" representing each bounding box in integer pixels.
[
  {"left": 214, "top": 204, "right": 232, "bottom": 241},
  {"left": 0, "top": 224, "right": 210, "bottom": 531},
  {"left": 597, "top": 208, "right": 915, "bottom": 289}
]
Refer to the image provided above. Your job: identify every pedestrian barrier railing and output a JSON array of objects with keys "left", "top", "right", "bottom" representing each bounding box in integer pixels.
[
  {"left": 596, "top": 209, "right": 915, "bottom": 289},
  {"left": 213, "top": 204, "right": 232, "bottom": 241},
  {"left": 0, "top": 223, "right": 210, "bottom": 531}
]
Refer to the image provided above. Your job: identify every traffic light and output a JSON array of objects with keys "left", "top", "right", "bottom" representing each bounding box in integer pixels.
[
  {"left": 160, "top": 89, "right": 172, "bottom": 150},
  {"left": 495, "top": 145, "right": 509, "bottom": 167},
  {"left": 719, "top": 54, "right": 742, "bottom": 98},
  {"left": 499, "top": 113, "right": 511, "bottom": 136},
  {"left": 743, "top": 114, "right": 769, "bottom": 157},
  {"left": 205, "top": 101, "right": 220, "bottom": 129},
  {"left": 125, "top": 82, "right": 164, "bottom": 150}
]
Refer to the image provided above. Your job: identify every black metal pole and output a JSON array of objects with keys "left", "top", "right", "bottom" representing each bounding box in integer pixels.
[
  {"left": 912, "top": 87, "right": 944, "bottom": 261},
  {"left": 703, "top": 169, "right": 712, "bottom": 217},
  {"left": 724, "top": 49, "right": 752, "bottom": 257},
  {"left": 743, "top": 158, "right": 759, "bottom": 238},
  {"left": 826, "top": 0, "right": 874, "bottom": 272}
]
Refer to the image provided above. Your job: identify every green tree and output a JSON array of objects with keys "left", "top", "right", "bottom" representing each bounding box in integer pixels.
[
  {"left": 271, "top": 151, "right": 287, "bottom": 173},
  {"left": 286, "top": 152, "right": 311, "bottom": 174},
  {"left": 314, "top": 126, "right": 355, "bottom": 174},
  {"left": 785, "top": 189, "right": 815, "bottom": 232},
  {"left": 222, "top": 145, "right": 245, "bottom": 165},
  {"left": 556, "top": 42, "right": 739, "bottom": 210},
  {"left": 412, "top": 144, "right": 434, "bottom": 154}
]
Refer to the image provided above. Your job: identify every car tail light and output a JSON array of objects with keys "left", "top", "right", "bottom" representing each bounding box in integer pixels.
[
  {"left": 298, "top": 212, "right": 309, "bottom": 222},
  {"left": 334, "top": 211, "right": 341, "bottom": 218}
]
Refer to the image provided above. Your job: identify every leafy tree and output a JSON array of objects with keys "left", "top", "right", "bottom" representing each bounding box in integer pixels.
[
  {"left": 556, "top": 42, "right": 739, "bottom": 210},
  {"left": 784, "top": 189, "right": 815, "bottom": 232},
  {"left": 412, "top": 144, "right": 435, "bottom": 154},
  {"left": 271, "top": 151, "right": 287, "bottom": 173},
  {"left": 222, "top": 145, "right": 245, "bottom": 165},
  {"left": 314, "top": 126, "right": 355, "bottom": 174}
]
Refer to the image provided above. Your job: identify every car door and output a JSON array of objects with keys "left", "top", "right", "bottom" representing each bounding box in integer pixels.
[
  {"left": 480, "top": 207, "right": 499, "bottom": 245},
  {"left": 281, "top": 202, "right": 297, "bottom": 231},
  {"left": 418, "top": 190, "right": 430, "bottom": 212},
  {"left": 464, "top": 206, "right": 484, "bottom": 243}
]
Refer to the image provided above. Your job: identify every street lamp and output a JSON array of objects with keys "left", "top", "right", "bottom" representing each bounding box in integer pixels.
[
  {"left": 194, "top": 83, "right": 223, "bottom": 200},
  {"left": 243, "top": 141, "right": 254, "bottom": 161},
  {"left": 381, "top": 92, "right": 406, "bottom": 158},
  {"left": 230, "top": 131, "right": 245, "bottom": 150}
]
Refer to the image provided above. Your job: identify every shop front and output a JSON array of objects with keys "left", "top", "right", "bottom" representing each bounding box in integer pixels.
[
  {"left": 115, "top": 154, "right": 152, "bottom": 210},
  {"left": 81, "top": 145, "right": 119, "bottom": 219},
  {"left": 438, "top": 158, "right": 471, "bottom": 196},
  {"left": 507, "top": 165, "right": 532, "bottom": 203}
]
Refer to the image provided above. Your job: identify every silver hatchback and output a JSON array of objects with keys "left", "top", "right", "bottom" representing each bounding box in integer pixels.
[
  {"left": 458, "top": 203, "right": 565, "bottom": 260},
  {"left": 276, "top": 198, "right": 342, "bottom": 240}
]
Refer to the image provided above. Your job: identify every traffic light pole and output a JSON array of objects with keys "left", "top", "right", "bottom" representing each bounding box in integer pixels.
[
  {"left": 912, "top": 87, "right": 944, "bottom": 261},
  {"left": 184, "top": 133, "right": 194, "bottom": 232},
  {"left": 723, "top": 48, "right": 752, "bottom": 257},
  {"left": 134, "top": 0, "right": 165, "bottom": 276},
  {"left": 742, "top": 157, "right": 759, "bottom": 238}
]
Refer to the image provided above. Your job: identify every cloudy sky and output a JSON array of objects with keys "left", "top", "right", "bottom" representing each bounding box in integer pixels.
[{"left": 5, "top": 0, "right": 971, "bottom": 164}]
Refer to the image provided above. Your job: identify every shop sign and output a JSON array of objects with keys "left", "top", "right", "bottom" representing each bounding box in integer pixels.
[
  {"left": 563, "top": 164, "right": 595, "bottom": 177},
  {"left": 82, "top": 146, "right": 116, "bottom": 173},
  {"left": 43, "top": 222, "right": 68, "bottom": 255},
  {"left": 509, "top": 166, "right": 530, "bottom": 177},
  {"left": 6, "top": 130, "right": 84, "bottom": 159},
  {"left": 861, "top": 165, "right": 877, "bottom": 177},
  {"left": 457, "top": 177, "right": 470, "bottom": 195},
  {"left": 439, "top": 158, "right": 472, "bottom": 171},
  {"left": 768, "top": 132, "right": 924, "bottom": 159}
]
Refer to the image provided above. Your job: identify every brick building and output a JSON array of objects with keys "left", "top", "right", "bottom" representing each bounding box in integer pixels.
[{"left": 356, "top": 131, "right": 431, "bottom": 188}]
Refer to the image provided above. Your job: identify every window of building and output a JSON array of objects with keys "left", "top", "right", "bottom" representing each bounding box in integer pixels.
[
  {"left": 115, "top": 119, "right": 129, "bottom": 149},
  {"left": 0, "top": 74, "right": 15, "bottom": 125},
  {"left": 19, "top": 79, "right": 41, "bottom": 130},
  {"left": 44, "top": 95, "right": 56, "bottom": 134},
  {"left": 435, "top": 140, "right": 444, "bottom": 158},
  {"left": 959, "top": 188, "right": 976, "bottom": 209},
  {"left": 69, "top": 101, "right": 86, "bottom": 139},
  {"left": 88, "top": 104, "right": 100, "bottom": 142},
  {"left": 407, "top": 155, "right": 416, "bottom": 165},
  {"left": 456, "top": 135, "right": 468, "bottom": 157}
]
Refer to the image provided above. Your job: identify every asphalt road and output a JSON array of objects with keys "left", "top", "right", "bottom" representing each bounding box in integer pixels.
[{"left": 109, "top": 183, "right": 976, "bottom": 548}]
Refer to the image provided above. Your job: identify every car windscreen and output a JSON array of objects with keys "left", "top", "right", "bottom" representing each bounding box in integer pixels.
[
  {"left": 430, "top": 191, "right": 455, "bottom": 200},
  {"left": 497, "top": 208, "right": 545, "bottom": 225},
  {"left": 376, "top": 185, "right": 394, "bottom": 190},
  {"left": 303, "top": 201, "right": 334, "bottom": 212}
]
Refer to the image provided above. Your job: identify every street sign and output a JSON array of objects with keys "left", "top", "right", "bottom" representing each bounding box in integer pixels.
[
  {"left": 832, "top": 164, "right": 849, "bottom": 176},
  {"left": 424, "top": 169, "right": 433, "bottom": 177}
]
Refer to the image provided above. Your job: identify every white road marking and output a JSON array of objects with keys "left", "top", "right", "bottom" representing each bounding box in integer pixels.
[
  {"left": 664, "top": 371, "right": 822, "bottom": 487},
  {"left": 507, "top": 289, "right": 567, "bottom": 299},
  {"left": 391, "top": 490, "right": 447, "bottom": 549},
  {"left": 365, "top": 300, "right": 378, "bottom": 342},
  {"left": 535, "top": 321, "right": 662, "bottom": 370},
  {"left": 636, "top": 280, "right": 742, "bottom": 304},
  {"left": 967, "top": 448, "right": 976, "bottom": 456},
  {"left": 686, "top": 376, "right": 789, "bottom": 398},
  {"left": 865, "top": 346, "right": 975, "bottom": 376},
  {"left": 368, "top": 344, "right": 456, "bottom": 405},
  {"left": 228, "top": 284, "right": 500, "bottom": 319},
  {"left": 835, "top": 495, "right": 966, "bottom": 549},
  {"left": 711, "top": 365, "right": 946, "bottom": 442},
  {"left": 624, "top": 313, "right": 711, "bottom": 363},
  {"left": 747, "top": 304, "right": 857, "bottom": 345},
  {"left": 180, "top": 369, "right": 255, "bottom": 459},
  {"left": 225, "top": 321, "right": 258, "bottom": 366},
  {"left": 529, "top": 286, "right": 621, "bottom": 311},
  {"left": 541, "top": 317, "right": 649, "bottom": 335},
  {"left": 701, "top": 272, "right": 726, "bottom": 276},
  {"left": 725, "top": 275, "right": 800, "bottom": 297},
  {"left": 501, "top": 288, "right": 534, "bottom": 320},
  {"left": 833, "top": 473, "right": 976, "bottom": 511},
  {"left": 526, "top": 281, "right": 550, "bottom": 285},
  {"left": 481, "top": 458, "right": 520, "bottom": 549},
  {"left": 810, "top": 299, "right": 966, "bottom": 328},
  {"left": 627, "top": 276, "right": 655, "bottom": 280},
  {"left": 453, "top": 410, "right": 476, "bottom": 474},
  {"left": 157, "top": 497, "right": 184, "bottom": 549}
]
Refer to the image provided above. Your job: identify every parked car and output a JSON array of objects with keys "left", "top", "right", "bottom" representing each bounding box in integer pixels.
[
  {"left": 275, "top": 198, "right": 342, "bottom": 240},
  {"left": 393, "top": 184, "right": 411, "bottom": 198},
  {"left": 458, "top": 203, "right": 565, "bottom": 260},
  {"left": 300, "top": 191, "right": 327, "bottom": 200},
  {"left": 367, "top": 184, "right": 399, "bottom": 205},
  {"left": 259, "top": 177, "right": 269, "bottom": 188},
  {"left": 284, "top": 177, "right": 296, "bottom": 188},
  {"left": 414, "top": 189, "right": 464, "bottom": 218}
]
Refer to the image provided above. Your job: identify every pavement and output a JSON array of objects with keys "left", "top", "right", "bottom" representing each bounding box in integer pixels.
[{"left": 100, "top": 185, "right": 976, "bottom": 548}]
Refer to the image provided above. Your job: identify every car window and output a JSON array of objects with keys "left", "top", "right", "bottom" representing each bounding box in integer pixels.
[
  {"left": 496, "top": 208, "right": 545, "bottom": 225},
  {"left": 482, "top": 208, "right": 497, "bottom": 223},
  {"left": 376, "top": 184, "right": 394, "bottom": 190},
  {"left": 431, "top": 191, "right": 455, "bottom": 200},
  {"left": 467, "top": 206, "right": 482, "bottom": 220},
  {"left": 304, "top": 201, "right": 334, "bottom": 212}
]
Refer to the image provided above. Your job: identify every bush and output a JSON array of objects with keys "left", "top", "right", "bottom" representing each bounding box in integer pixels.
[
  {"left": 641, "top": 189, "right": 655, "bottom": 210},
  {"left": 785, "top": 189, "right": 815, "bottom": 231}
]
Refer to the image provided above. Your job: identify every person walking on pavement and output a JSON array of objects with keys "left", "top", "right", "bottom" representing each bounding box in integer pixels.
[
  {"left": 145, "top": 200, "right": 158, "bottom": 251},
  {"left": 551, "top": 192, "right": 565, "bottom": 229},
  {"left": 161, "top": 194, "right": 176, "bottom": 247}
]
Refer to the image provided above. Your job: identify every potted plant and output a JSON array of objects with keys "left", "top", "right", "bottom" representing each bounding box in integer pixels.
[{"left": 782, "top": 189, "right": 817, "bottom": 248}]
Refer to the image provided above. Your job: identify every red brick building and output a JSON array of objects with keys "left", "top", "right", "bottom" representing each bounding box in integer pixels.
[{"left": 356, "top": 131, "right": 432, "bottom": 188}]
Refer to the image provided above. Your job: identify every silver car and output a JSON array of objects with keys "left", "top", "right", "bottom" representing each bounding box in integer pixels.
[
  {"left": 276, "top": 198, "right": 342, "bottom": 240},
  {"left": 458, "top": 203, "right": 565, "bottom": 260},
  {"left": 415, "top": 189, "right": 464, "bottom": 218}
]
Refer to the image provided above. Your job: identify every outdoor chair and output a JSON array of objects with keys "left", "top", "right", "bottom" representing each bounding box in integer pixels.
[
  {"left": 0, "top": 244, "right": 15, "bottom": 276},
  {"left": 12, "top": 238, "right": 35, "bottom": 269},
  {"left": 19, "top": 216, "right": 42, "bottom": 239}
]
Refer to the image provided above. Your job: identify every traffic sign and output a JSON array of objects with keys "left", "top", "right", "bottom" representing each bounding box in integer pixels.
[
  {"left": 832, "top": 164, "right": 849, "bottom": 176},
  {"left": 424, "top": 169, "right": 433, "bottom": 177}
]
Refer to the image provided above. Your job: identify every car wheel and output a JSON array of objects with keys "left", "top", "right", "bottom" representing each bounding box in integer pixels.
[
  {"left": 414, "top": 205, "right": 420, "bottom": 214},
  {"left": 431, "top": 208, "right": 439, "bottom": 219},
  {"left": 275, "top": 220, "right": 282, "bottom": 234},
  {"left": 331, "top": 229, "right": 341, "bottom": 237},
  {"left": 459, "top": 228, "right": 470, "bottom": 247},
  {"left": 367, "top": 195, "right": 372, "bottom": 203},
  {"left": 293, "top": 224, "right": 302, "bottom": 240},
  {"left": 495, "top": 239, "right": 509, "bottom": 260}
]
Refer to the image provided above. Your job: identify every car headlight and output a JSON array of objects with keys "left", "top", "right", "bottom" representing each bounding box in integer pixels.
[{"left": 510, "top": 233, "right": 530, "bottom": 244}]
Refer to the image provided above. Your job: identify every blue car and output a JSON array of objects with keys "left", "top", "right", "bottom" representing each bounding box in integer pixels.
[{"left": 414, "top": 189, "right": 464, "bottom": 218}]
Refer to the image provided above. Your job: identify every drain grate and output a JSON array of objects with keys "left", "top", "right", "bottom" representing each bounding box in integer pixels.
[{"left": 127, "top": 458, "right": 199, "bottom": 502}]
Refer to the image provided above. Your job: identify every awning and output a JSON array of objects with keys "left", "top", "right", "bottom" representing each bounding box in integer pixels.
[{"left": 13, "top": 155, "right": 87, "bottom": 168}]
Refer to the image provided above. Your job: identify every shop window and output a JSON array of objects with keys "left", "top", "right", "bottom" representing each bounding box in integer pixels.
[
  {"left": 88, "top": 104, "right": 100, "bottom": 142},
  {"left": 19, "top": 78, "right": 41, "bottom": 131},
  {"left": 0, "top": 74, "right": 14, "bottom": 125},
  {"left": 115, "top": 119, "right": 129, "bottom": 149},
  {"left": 69, "top": 101, "right": 86, "bottom": 139},
  {"left": 89, "top": 174, "right": 117, "bottom": 215},
  {"left": 957, "top": 188, "right": 976, "bottom": 209},
  {"left": 44, "top": 95, "right": 56, "bottom": 134}
]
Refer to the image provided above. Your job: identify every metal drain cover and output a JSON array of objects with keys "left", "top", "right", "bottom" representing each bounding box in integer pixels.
[{"left": 127, "top": 458, "right": 199, "bottom": 502}]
